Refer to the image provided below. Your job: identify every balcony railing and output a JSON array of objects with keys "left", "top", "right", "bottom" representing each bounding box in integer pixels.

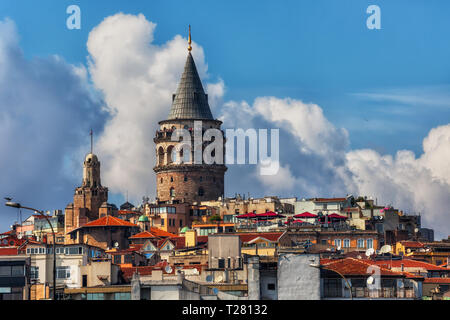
[{"left": 324, "top": 287, "right": 416, "bottom": 299}]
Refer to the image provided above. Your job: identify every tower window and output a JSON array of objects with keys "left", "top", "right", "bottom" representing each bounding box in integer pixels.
[
  {"left": 170, "top": 187, "right": 175, "bottom": 197},
  {"left": 199, "top": 176, "right": 203, "bottom": 182},
  {"left": 170, "top": 176, "right": 173, "bottom": 182},
  {"left": 160, "top": 178, "right": 163, "bottom": 184},
  {"left": 184, "top": 176, "right": 187, "bottom": 182},
  {"left": 198, "top": 187, "right": 204, "bottom": 197}
]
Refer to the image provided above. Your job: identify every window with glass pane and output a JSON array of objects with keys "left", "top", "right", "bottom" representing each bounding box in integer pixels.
[
  {"left": 324, "top": 278, "right": 342, "bottom": 298},
  {"left": 357, "top": 239, "right": 365, "bottom": 248},
  {"left": 367, "top": 239, "right": 373, "bottom": 249},
  {"left": 87, "top": 293, "right": 104, "bottom": 300},
  {"left": 343, "top": 239, "right": 350, "bottom": 248},
  {"left": 68, "top": 247, "right": 79, "bottom": 255},
  {"left": 30, "top": 266, "right": 39, "bottom": 279},
  {"left": 334, "top": 239, "right": 341, "bottom": 247},
  {"left": 11, "top": 265, "right": 23, "bottom": 277},
  {"left": 56, "top": 266, "right": 70, "bottom": 279},
  {"left": 0, "top": 266, "right": 11, "bottom": 277},
  {"left": 114, "top": 292, "right": 131, "bottom": 300}
]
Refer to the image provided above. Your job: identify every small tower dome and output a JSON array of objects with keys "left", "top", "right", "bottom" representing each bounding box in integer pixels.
[{"left": 138, "top": 215, "right": 149, "bottom": 222}]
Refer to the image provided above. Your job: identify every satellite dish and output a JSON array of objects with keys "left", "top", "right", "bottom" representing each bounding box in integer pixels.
[
  {"left": 192, "top": 268, "right": 199, "bottom": 275},
  {"left": 113, "top": 241, "right": 119, "bottom": 248},
  {"left": 206, "top": 275, "right": 213, "bottom": 282},
  {"left": 398, "top": 281, "right": 404, "bottom": 288},
  {"left": 216, "top": 275, "right": 223, "bottom": 283},
  {"left": 165, "top": 265, "right": 173, "bottom": 273},
  {"left": 414, "top": 228, "right": 419, "bottom": 233},
  {"left": 365, "top": 248, "right": 375, "bottom": 257},
  {"left": 213, "top": 288, "right": 219, "bottom": 295},
  {"left": 367, "top": 276, "right": 374, "bottom": 285},
  {"left": 337, "top": 246, "right": 341, "bottom": 251},
  {"left": 380, "top": 245, "right": 392, "bottom": 254},
  {"left": 17, "top": 234, "right": 23, "bottom": 240},
  {"left": 407, "top": 248, "right": 411, "bottom": 253}
]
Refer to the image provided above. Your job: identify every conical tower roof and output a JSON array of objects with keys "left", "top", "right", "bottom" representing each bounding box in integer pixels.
[{"left": 167, "top": 52, "right": 214, "bottom": 120}]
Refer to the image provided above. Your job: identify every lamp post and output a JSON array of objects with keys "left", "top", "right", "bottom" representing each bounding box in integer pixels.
[
  {"left": 5, "top": 201, "right": 57, "bottom": 300},
  {"left": 310, "top": 263, "right": 353, "bottom": 300}
]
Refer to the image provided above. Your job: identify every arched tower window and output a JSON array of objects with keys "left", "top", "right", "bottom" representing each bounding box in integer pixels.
[
  {"left": 170, "top": 187, "right": 175, "bottom": 197},
  {"left": 167, "top": 145, "right": 175, "bottom": 164},
  {"left": 158, "top": 147, "right": 164, "bottom": 166},
  {"left": 198, "top": 187, "right": 204, "bottom": 197},
  {"left": 184, "top": 175, "right": 187, "bottom": 182}
]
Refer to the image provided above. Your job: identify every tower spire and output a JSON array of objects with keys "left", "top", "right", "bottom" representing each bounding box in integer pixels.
[
  {"left": 188, "top": 25, "right": 192, "bottom": 52},
  {"left": 90, "top": 128, "right": 93, "bottom": 154}
]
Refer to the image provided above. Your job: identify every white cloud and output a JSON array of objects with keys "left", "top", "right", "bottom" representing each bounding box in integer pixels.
[
  {"left": 0, "top": 18, "right": 105, "bottom": 229},
  {"left": 344, "top": 129, "right": 450, "bottom": 239}
]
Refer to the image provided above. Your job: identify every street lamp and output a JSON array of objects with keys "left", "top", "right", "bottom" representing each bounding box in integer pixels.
[
  {"left": 5, "top": 201, "right": 57, "bottom": 300},
  {"left": 310, "top": 263, "right": 353, "bottom": 300}
]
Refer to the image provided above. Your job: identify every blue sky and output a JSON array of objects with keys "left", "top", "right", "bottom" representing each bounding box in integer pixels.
[{"left": 1, "top": 1, "right": 449, "bottom": 236}]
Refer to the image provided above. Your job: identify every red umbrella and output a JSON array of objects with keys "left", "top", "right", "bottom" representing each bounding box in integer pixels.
[
  {"left": 328, "top": 213, "right": 347, "bottom": 219},
  {"left": 294, "top": 212, "right": 317, "bottom": 218},
  {"left": 236, "top": 212, "right": 257, "bottom": 219},
  {"left": 285, "top": 219, "right": 304, "bottom": 224},
  {"left": 256, "top": 212, "right": 285, "bottom": 219}
]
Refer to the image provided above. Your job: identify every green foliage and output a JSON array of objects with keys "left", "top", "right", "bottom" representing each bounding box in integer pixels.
[{"left": 209, "top": 214, "right": 222, "bottom": 222}]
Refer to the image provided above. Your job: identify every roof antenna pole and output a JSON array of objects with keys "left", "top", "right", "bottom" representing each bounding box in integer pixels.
[{"left": 90, "top": 128, "right": 93, "bottom": 154}]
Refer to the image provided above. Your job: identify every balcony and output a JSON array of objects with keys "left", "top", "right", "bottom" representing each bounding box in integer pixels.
[{"left": 323, "top": 287, "right": 417, "bottom": 299}]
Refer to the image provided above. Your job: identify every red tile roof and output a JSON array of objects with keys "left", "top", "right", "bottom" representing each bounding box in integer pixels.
[
  {"left": 129, "top": 228, "right": 177, "bottom": 239},
  {"left": 32, "top": 215, "right": 49, "bottom": 220},
  {"left": 321, "top": 258, "right": 422, "bottom": 279},
  {"left": 238, "top": 232, "right": 284, "bottom": 243},
  {"left": 399, "top": 241, "right": 425, "bottom": 248},
  {"left": 81, "top": 215, "right": 138, "bottom": 228},
  {"left": 0, "top": 247, "right": 19, "bottom": 255},
  {"left": 372, "top": 259, "right": 449, "bottom": 271},
  {"left": 107, "top": 244, "right": 143, "bottom": 255},
  {"left": 118, "top": 210, "right": 140, "bottom": 215},
  {"left": 129, "top": 231, "right": 161, "bottom": 239},
  {"left": 423, "top": 278, "right": 450, "bottom": 284},
  {"left": 120, "top": 264, "right": 206, "bottom": 282}
]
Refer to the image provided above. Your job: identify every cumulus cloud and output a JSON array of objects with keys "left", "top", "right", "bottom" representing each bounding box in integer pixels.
[
  {"left": 0, "top": 18, "right": 105, "bottom": 229},
  {"left": 345, "top": 125, "right": 450, "bottom": 238}
]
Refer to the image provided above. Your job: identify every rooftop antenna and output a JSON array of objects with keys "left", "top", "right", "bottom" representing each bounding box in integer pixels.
[
  {"left": 188, "top": 25, "right": 192, "bottom": 52},
  {"left": 90, "top": 128, "right": 93, "bottom": 154}
]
